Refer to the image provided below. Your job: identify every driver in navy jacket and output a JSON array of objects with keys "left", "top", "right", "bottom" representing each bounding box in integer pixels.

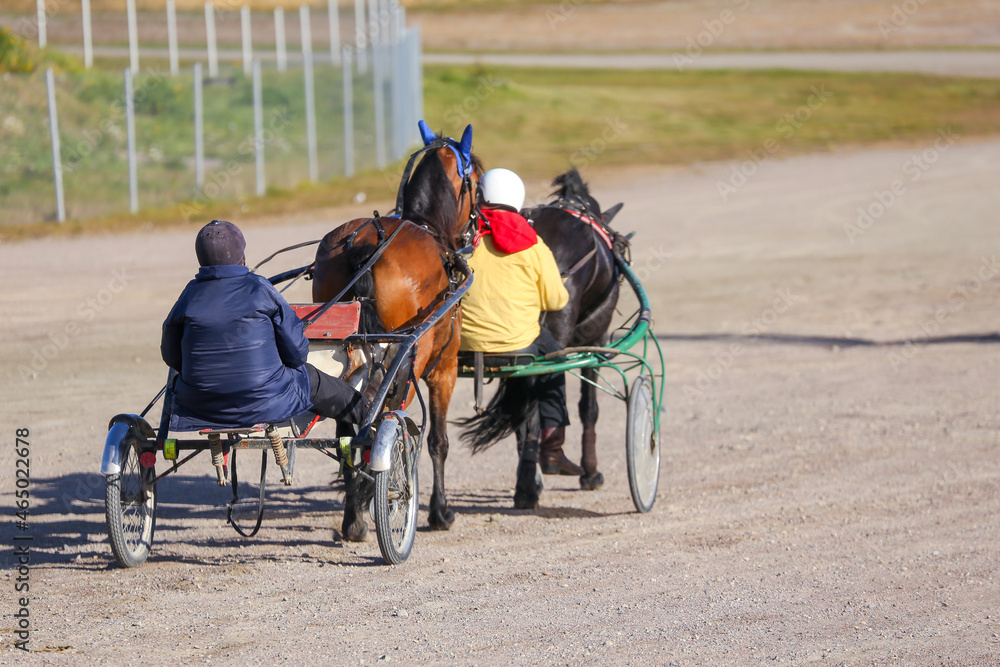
[{"left": 161, "top": 220, "right": 368, "bottom": 432}]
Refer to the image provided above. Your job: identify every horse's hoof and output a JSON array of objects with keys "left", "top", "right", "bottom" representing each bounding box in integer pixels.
[
  {"left": 427, "top": 507, "right": 455, "bottom": 531},
  {"left": 513, "top": 489, "right": 539, "bottom": 510},
  {"left": 580, "top": 472, "right": 604, "bottom": 491},
  {"left": 342, "top": 518, "right": 369, "bottom": 542}
]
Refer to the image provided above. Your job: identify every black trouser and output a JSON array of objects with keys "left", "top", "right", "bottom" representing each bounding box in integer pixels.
[
  {"left": 511, "top": 327, "right": 569, "bottom": 431},
  {"left": 306, "top": 363, "right": 366, "bottom": 424}
]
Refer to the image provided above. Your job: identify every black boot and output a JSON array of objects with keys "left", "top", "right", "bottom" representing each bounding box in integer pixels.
[{"left": 539, "top": 426, "right": 585, "bottom": 476}]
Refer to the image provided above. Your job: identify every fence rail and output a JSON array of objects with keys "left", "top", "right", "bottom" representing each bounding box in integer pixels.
[{"left": 0, "top": 1, "right": 422, "bottom": 225}]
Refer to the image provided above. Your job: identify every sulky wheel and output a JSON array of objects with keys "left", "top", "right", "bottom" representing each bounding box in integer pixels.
[
  {"left": 105, "top": 437, "right": 157, "bottom": 568},
  {"left": 373, "top": 420, "right": 419, "bottom": 565},
  {"left": 626, "top": 375, "right": 660, "bottom": 514}
]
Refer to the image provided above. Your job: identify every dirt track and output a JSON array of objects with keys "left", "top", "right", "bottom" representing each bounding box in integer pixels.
[{"left": 2, "top": 134, "right": 999, "bottom": 663}]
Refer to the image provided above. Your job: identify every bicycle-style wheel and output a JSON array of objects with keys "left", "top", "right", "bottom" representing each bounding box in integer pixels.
[
  {"left": 105, "top": 438, "right": 156, "bottom": 568},
  {"left": 373, "top": 422, "right": 419, "bottom": 565},
  {"left": 626, "top": 375, "right": 659, "bottom": 513}
]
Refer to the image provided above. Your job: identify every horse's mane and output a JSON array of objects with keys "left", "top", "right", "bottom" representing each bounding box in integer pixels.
[
  {"left": 549, "top": 168, "right": 602, "bottom": 222},
  {"left": 401, "top": 147, "right": 482, "bottom": 243}
]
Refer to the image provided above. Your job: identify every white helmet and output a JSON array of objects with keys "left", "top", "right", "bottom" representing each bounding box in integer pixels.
[{"left": 481, "top": 168, "right": 525, "bottom": 211}]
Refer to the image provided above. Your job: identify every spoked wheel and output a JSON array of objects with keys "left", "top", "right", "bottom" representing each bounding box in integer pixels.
[
  {"left": 626, "top": 375, "right": 660, "bottom": 513},
  {"left": 228, "top": 447, "right": 267, "bottom": 538},
  {"left": 373, "top": 422, "right": 419, "bottom": 565},
  {"left": 105, "top": 438, "right": 157, "bottom": 568}
]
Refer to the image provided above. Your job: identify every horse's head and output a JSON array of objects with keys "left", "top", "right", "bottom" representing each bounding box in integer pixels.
[
  {"left": 399, "top": 121, "right": 483, "bottom": 249},
  {"left": 549, "top": 168, "right": 605, "bottom": 223}
]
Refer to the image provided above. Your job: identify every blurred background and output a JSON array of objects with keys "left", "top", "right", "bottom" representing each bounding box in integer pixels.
[{"left": 1, "top": 0, "right": 998, "bottom": 232}]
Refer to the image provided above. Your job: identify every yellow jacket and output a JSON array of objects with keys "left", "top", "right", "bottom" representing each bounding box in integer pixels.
[{"left": 460, "top": 236, "right": 569, "bottom": 352}]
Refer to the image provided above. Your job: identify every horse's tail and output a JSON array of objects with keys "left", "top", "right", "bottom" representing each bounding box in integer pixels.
[
  {"left": 344, "top": 242, "right": 386, "bottom": 335},
  {"left": 458, "top": 377, "right": 534, "bottom": 454}
]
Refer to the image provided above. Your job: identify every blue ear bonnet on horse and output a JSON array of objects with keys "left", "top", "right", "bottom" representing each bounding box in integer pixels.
[{"left": 418, "top": 120, "right": 473, "bottom": 178}]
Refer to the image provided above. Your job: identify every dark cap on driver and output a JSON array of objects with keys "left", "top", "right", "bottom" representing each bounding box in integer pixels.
[{"left": 195, "top": 220, "right": 246, "bottom": 266}]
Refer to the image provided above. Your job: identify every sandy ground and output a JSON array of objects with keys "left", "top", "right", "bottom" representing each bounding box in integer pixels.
[{"left": 1, "top": 134, "right": 999, "bottom": 663}]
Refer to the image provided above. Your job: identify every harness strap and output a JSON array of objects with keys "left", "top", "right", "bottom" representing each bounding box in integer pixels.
[
  {"left": 304, "top": 218, "right": 411, "bottom": 327},
  {"left": 250, "top": 239, "right": 321, "bottom": 273},
  {"left": 564, "top": 208, "right": 615, "bottom": 250},
  {"left": 561, "top": 246, "right": 598, "bottom": 279}
]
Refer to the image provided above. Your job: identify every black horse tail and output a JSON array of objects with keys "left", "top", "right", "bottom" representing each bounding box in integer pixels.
[
  {"left": 458, "top": 377, "right": 535, "bottom": 454},
  {"left": 344, "top": 242, "right": 386, "bottom": 335}
]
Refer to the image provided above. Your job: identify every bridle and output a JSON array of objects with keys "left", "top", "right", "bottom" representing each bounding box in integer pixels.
[{"left": 393, "top": 138, "right": 480, "bottom": 250}]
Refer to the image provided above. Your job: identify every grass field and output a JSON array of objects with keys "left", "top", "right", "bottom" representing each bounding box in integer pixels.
[{"left": 3, "top": 63, "right": 1000, "bottom": 238}]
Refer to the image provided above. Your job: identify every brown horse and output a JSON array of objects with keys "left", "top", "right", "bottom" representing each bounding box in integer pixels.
[{"left": 312, "top": 122, "right": 482, "bottom": 541}]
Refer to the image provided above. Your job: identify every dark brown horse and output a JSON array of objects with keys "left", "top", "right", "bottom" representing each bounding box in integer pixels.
[{"left": 312, "top": 122, "right": 482, "bottom": 540}]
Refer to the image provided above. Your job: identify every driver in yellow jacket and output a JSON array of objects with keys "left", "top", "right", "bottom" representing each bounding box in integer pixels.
[{"left": 460, "top": 168, "right": 583, "bottom": 476}]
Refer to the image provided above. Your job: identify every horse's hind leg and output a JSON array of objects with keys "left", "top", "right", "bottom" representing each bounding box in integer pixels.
[
  {"left": 339, "top": 421, "right": 371, "bottom": 542},
  {"left": 579, "top": 367, "right": 604, "bottom": 491},
  {"left": 513, "top": 387, "right": 543, "bottom": 509},
  {"left": 341, "top": 468, "right": 373, "bottom": 541},
  {"left": 426, "top": 359, "right": 457, "bottom": 531}
]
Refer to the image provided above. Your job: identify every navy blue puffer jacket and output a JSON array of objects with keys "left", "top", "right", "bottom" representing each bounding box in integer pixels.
[{"left": 160, "top": 265, "right": 311, "bottom": 431}]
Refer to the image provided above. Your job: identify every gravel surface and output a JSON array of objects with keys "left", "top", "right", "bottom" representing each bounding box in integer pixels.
[{"left": 2, "top": 137, "right": 999, "bottom": 664}]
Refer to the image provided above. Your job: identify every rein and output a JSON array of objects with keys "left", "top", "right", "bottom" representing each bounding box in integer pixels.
[{"left": 302, "top": 216, "right": 412, "bottom": 327}]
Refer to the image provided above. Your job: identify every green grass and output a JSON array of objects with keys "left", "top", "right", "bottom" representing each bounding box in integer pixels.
[
  {"left": 423, "top": 66, "right": 1000, "bottom": 180},
  {"left": 3, "top": 65, "right": 1000, "bottom": 240}
]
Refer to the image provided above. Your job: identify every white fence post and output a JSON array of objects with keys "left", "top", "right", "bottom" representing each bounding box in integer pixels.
[
  {"left": 274, "top": 8, "right": 287, "bottom": 73},
  {"left": 45, "top": 68, "right": 65, "bottom": 223},
  {"left": 342, "top": 47, "right": 354, "bottom": 177},
  {"left": 302, "top": 6, "right": 319, "bottom": 183},
  {"left": 36, "top": 0, "right": 46, "bottom": 49},
  {"left": 411, "top": 24, "right": 423, "bottom": 148},
  {"left": 81, "top": 0, "right": 93, "bottom": 69},
  {"left": 125, "top": 68, "right": 139, "bottom": 214},
  {"left": 391, "top": 25, "right": 403, "bottom": 160},
  {"left": 372, "top": 32, "right": 386, "bottom": 169},
  {"left": 354, "top": 0, "right": 367, "bottom": 73},
  {"left": 253, "top": 59, "right": 265, "bottom": 197},
  {"left": 194, "top": 63, "right": 205, "bottom": 191},
  {"left": 205, "top": 2, "right": 219, "bottom": 78},
  {"left": 241, "top": 7, "right": 253, "bottom": 76},
  {"left": 167, "top": 0, "right": 179, "bottom": 76},
  {"left": 367, "top": 0, "right": 379, "bottom": 48},
  {"left": 328, "top": 0, "right": 341, "bottom": 65},
  {"left": 127, "top": 0, "right": 139, "bottom": 75}
]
